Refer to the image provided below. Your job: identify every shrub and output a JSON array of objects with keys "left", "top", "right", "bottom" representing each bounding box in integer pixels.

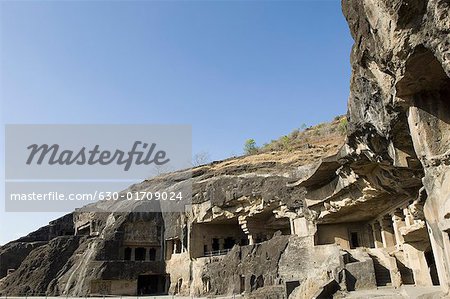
[
  {"left": 244, "top": 139, "right": 258, "bottom": 155},
  {"left": 338, "top": 117, "right": 348, "bottom": 135},
  {"left": 280, "top": 135, "right": 292, "bottom": 152}
]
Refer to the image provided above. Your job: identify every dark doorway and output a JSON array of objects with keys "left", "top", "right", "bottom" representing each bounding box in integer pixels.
[
  {"left": 175, "top": 239, "right": 182, "bottom": 253},
  {"left": 124, "top": 247, "right": 132, "bottom": 260},
  {"left": 135, "top": 247, "right": 146, "bottom": 261},
  {"left": 425, "top": 250, "right": 440, "bottom": 286},
  {"left": 212, "top": 238, "right": 220, "bottom": 251},
  {"left": 224, "top": 237, "right": 235, "bottom": 250},
  {"left": 137, "top": 275, "right": 158, "bottom": 295},
  {"left": 350, "top": 232, "right": 360, "bottom": 249}
]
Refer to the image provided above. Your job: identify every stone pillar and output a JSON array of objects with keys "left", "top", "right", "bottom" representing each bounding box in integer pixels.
[
  {"left": 292, "top": 217, "right": 316, "bottom": 238},
  {"left": 145, "top": 248, "right": 150, "bottom": 261},
  {"left": 380, "top": 216, "right": 396, "bottom": 248},
  {"left": 367, "top": 224, "right": 376, "bottom": 248},
  {"left": 441, "top": 229, "right": 450, "bottom": 287},
  {"left": 403, "top": 208, "right": 414, "bottom": 227},
  {"left": 391, "top": 210, "right": 406, "bottom": 250},
  {"left": 131, "top": 247, "right": 135, "bottom": 261},
  {"left": 248, "top": 235, "right": 254, "bottom": 245},
  {"left": 156, "top": 247, "right": 160, "bottom": 261},
  {"left": 372, "top": 221, "right": 383, "bottom": 248},
  {"left": 291, "top": 217, "right": 316, "bottom": 247},
  {"left": 289, "top": 218, "right": 295, "bottom": 235}
]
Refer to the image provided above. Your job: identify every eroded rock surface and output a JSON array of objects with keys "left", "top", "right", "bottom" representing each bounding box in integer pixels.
[
  {"left": 1, "top": 0, "right": 449, "bottom": 298},
  {"left": 0, "top": 126, "right": 344, "bottom": 297},
  {"left": 342, "top": 0, "right": 450, "bottom": 293}
]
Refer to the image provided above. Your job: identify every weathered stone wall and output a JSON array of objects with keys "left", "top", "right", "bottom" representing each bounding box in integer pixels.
[
  {"left": 0, "top": 213, "right": 74, "bottom": 280},
  {"left": 344, "top": 249, "right": 377, "bottom": 291},
  {"left": 342, "top": 0, "right": 450, "bottom": 293},
  {"left": 192, "top": 235, "right": 290, "bottom": 297},
  {"left": 1, "top": 1, "right": 449, "bottom": 297},
  {"left": 279, "top": 239, "right": 343, "bottom": 299},
  {"left": 0, "top": 241, "right": 46, "bottom": 279},
  {"left": 0, "top": 236, "right": 83, "bottom": 295},
  {"left": 90, "top": 279, "right": 136, "bottom": 296},
  {"left": 316, "top": 222, "right": 372, "bottom": 249}
]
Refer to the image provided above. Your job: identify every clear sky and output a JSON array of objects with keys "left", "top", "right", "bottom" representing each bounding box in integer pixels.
[{"left": 0, "top": 0, "right": 353, "bottom": 245}]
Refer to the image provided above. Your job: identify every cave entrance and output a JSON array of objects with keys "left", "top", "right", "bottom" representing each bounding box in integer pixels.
[
  {"left": 137, "top": 275, "right": 165, "bottom": 295},
  {"left": 124, "top": 247, "right": 132, "bottom": 260},
  {"left": 224, "top": 237, "right": 236, "bottom": 250},
  {"left": 135, "top": 247, "right": 146, "bottom": 261},
  {"left": 212, "top": 238, "right": 220, "bottom": 251},
  {"left": 244, "top": 208, "right": 291, "bottom": 244},
  {"left": 349, "top": 232, "right": 360, "bottom": 249},
  {"left": 315, "top": 222, "right": 373, "bottom": 249},
  {"left": 190, "top": 219, "right": 247, "bottom": 258}
]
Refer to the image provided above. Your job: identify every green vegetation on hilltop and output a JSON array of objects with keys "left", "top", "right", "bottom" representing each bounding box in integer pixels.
[{"left": 243, "top": 115, "right": 347, "bottom": 155}]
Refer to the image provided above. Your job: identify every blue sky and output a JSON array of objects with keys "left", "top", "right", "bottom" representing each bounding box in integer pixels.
[{"left": 0, "top": 0, "right": 353, "bottom": 245}]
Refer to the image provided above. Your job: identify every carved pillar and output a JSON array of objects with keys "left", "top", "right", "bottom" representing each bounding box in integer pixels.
[
  {"left": 403, "top": 208, "right": 414, "bottom": 227},
  {"left": 289, "top": 218, "right": 295, "bottom": 235},
  {"left": 145, "top": 248, "right": 150, "bottom": 261},
  {"left": 391, "top": 210, "right": 406, "bottom": 250},
  {"left": 292, "top": 217, "right": 317, "bottom": 246},
  {"left": 131, "top": 247, "right": 135, "bottom": 261},
  {"left": 248, "top": 235, "right": 254, "bottom": 245},
  {"left": 372, "top": 221, "right": 383, "bottom": 248},
  {"left": 380, "top": 215, "right": 396, "bottom": 248}
]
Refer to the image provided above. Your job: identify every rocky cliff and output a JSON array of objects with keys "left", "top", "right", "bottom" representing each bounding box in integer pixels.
[
  {"left": 0, "top": 0, "right": 449, "bottom": 298},
  {"left": 0, "top": 119, "right": 345, "bottom": 296},
  {"left": 342, "top": 0, "right": 450, "bottom": 292}
]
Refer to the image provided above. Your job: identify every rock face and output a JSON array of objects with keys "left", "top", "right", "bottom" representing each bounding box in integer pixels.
[
  {"left": 0, "top": 214, "right": 74, "bottom": 282},
  {"left": 342, "top": 0, "right": 450, "bottom": 292},
  {"left": 1, "top": 1, "right": 449, "bottom": 298},
  {"left": 0, "top": 125, "right": 346, "bottom": 297}
]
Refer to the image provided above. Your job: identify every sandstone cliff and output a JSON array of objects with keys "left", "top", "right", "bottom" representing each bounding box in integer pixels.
[
  {"left": 0, "top": 120, "right": 345, "bottom": 296},
  {"left": 342, "top": 0, "right": 450, "bottom": 292},
  {"left": 1, "top": 0, "right": 449, "bottom": 298}
]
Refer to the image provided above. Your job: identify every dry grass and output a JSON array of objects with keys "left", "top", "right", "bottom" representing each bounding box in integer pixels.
[
  {"left": 196, "top": 116, "right": 347, "bottom": 174},
  {"left": 260, "top": 115, "right": 347, "bottom": 153}
]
